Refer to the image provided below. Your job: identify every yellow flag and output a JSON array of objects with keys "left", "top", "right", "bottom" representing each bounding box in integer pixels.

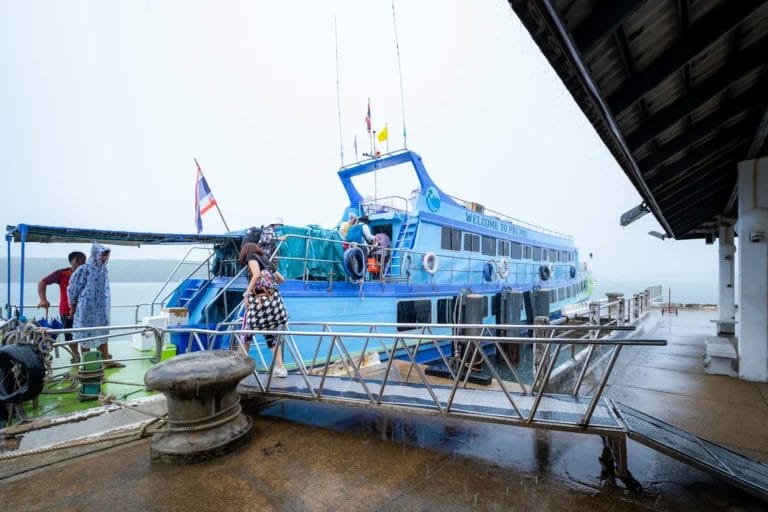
[{"left": 377, "top": 125, "right": 388, "bottom": 142}]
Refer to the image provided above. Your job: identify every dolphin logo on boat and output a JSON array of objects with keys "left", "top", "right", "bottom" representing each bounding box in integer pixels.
[{"left": 426, "top": 186, "right": 441, "bottom": 212}]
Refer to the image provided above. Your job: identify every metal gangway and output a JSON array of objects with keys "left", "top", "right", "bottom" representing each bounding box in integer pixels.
[{"left": 171, "top": 320, "right": 768, "bottom": 501}]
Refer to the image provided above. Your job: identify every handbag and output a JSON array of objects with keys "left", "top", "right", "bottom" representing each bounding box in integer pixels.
[{"left": 245, "top": 289, "right": 289, "bottom": 331}]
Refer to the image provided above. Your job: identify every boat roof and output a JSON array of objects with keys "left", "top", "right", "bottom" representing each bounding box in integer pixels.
[
  {"left": 5, "top": 224, "right": 243, "bottom": 246},
  {"left": 337, "top": 149, "right": 461, "bottom": 209}
]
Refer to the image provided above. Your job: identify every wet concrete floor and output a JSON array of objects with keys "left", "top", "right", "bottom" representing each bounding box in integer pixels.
[
  {"left": 605, "top": 309, "right": 768, "bottom": 462},
  {"left": 1, "top": 399, "right": 766, "bottom": 511},
  {"left": 2, "top": 309, "right": 768, "bottom": 511}
]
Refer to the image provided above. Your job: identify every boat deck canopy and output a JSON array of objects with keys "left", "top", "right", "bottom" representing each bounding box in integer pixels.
[
  {"left": 509, "top": 0, "right": 768, "bottom": 240},
  {"left": 5, "top": 224, "right": 243, "bottom": 246}
]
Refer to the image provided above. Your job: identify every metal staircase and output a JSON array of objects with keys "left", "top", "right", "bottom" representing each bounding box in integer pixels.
[{"left": 388, "top": 217, "right": 418, "bottom": 277}]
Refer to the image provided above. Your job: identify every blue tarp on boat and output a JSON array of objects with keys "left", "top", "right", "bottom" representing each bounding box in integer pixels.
[{"left": 276, "top": 225, "right": 346, "bottom": 279}]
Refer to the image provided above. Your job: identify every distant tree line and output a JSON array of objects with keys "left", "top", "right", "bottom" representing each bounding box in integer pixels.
[{"left": 0, "top": 258, "right": 199, "bottom": 283}]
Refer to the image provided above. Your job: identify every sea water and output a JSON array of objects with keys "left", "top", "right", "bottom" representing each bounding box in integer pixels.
[
  {"left": 2, "top": 271, "right": 720, "bottom": 324},
  {"left": 591, "top": 271, "right": 718, "bottom": 304},
  {"left": 1, "top": 281, "right": 175, "bottom": 325}
]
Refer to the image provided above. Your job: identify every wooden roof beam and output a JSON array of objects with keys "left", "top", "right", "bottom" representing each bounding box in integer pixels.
[
  {"left": 648, "top": 135, "right": 749, "bottom": 190},
  {"left": 625, "top": 37, "right": 768, "bottom": 150},
  {"left": 606, "top": 0, "right": 766, "bottom": 115},
  {"left": 571, "top": 0, "right": 648, "bottom": 57},
  {"left": 638, "top": 92, "right": 761, "bottom": 174},
  {"left": 655, "top": 158, "right": 735, "bottom": 203}
]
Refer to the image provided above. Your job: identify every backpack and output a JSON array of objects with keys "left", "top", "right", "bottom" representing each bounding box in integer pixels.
[
  {"left": 242, "top": 226, "right": 262, "bottom": 245},
  {"left": 258, "top": 226, "right": 277, "bottom": 258}
]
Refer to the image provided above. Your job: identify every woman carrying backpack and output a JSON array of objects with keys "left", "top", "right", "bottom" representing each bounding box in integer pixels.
[{"left": 238, "top": 242, "right": 289, "bottom": 377}]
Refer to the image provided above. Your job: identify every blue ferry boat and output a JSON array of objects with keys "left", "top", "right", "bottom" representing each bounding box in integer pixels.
[
  {"left": 4, "top": 149, "right": 592, "bottom": 367},
  {"left": 164, "top": 149, "right": 593, "bottom": 363}
]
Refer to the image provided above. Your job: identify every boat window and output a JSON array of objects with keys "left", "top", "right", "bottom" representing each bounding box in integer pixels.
[
  {"left": 560, "top": 250, "right": 567, "bottom": 262},
  {"left": 441, "top": 227, "right": 462, "bottom": 251},
  {"left": 523, "top": 245, "right": 532, "bottom": 260},
  {"left": 396, "top": 300, "right": 432, "bottom": 331},
  {"left": 548, "top": 249, "right": 556, "bottom": 262},
  {"left": 567, "top": 286, "right": 573, "bottom": 298},
  {"left": 558, "top": 288, "right": 565, "bottom": 301},
  {"left": 463, "top": 233, "right": 480, "bottom": 252},
  {"left": 437, "top": 297, "right": 457, "bottom": 324},
  {"left": 482, "top": 236, "right": 496, "bottom": 256},
  {"left": 541, "top": 249, "right": 548, "bottom": 262},
  {"left": 532, "top": 246, "right": 542, "bottom": 261},
  {"left": 497, "top": 240, "right": 510, "bottom": 257},
  {"left": 510, "top": 242, "right": 522, "bottom": 259}
]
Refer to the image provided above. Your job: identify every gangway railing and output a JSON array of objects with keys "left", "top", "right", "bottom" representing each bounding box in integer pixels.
[{"left": 168, "top": 323, "right": 662, "bottom": 433}]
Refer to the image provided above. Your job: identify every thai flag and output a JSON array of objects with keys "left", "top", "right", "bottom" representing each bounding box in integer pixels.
[
  {"left": 195, "top": 160, "right": 217, "bottom": 234},
  {"left": 365, "top": 99, "right": 371, "bottom": 134}
]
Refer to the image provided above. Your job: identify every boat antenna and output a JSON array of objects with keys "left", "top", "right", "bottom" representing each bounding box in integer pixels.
[
  {"left": 334, "top": 15, "right": 344, "bottom": 166},
  {"left": 391, "top": 0, "right": 407, "bottom": 148}
]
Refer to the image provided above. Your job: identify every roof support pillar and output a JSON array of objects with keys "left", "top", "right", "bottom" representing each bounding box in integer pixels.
[
  {"left": 717, "top": 224, "right": 736, "bottom": 333},
  {"left": 736, "top": 157, "right": 768, "bottom": 381}
]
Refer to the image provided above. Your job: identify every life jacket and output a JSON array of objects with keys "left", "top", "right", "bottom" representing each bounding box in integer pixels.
[{"left": 345, "top": 224, "right": 364, "bottom": 244}]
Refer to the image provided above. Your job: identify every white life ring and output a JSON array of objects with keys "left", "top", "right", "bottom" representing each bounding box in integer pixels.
[
  {"left": 422, "top": 252, "right": 439, "bottom": 274},
  {"left": 497, "top": 258, "right": 509, "bottom": 279}
]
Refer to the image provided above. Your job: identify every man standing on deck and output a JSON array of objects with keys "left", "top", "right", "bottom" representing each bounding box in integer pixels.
[{"left": 38, "top": 251, "right": 87, "bottom": 363}]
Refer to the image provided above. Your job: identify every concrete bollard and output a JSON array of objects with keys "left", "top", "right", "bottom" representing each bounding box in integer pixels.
[
  {"left": 618, "top": 298, "right": 626, "bottom": 326},
  {"left": 145, "top": 350, "right": 255, "bottom": 464},
  {"left": 589, "top": 301, "right": 601, "bottom": 327},
  {"left": 605, "top": 293, "right": 624, "bottom": 323}
]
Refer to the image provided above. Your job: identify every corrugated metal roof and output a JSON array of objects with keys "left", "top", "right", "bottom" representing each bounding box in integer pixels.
[{"left": 510, "top": 0, "right": 768, "bottom": 239}]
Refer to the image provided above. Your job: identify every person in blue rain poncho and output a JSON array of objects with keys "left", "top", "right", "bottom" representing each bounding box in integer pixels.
[{"left": 67, "top": 242, "right": 124, "bottom": 368}]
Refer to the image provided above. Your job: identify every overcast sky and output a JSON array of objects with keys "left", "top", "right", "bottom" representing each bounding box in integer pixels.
[{"left": 0, "top": 0, "right": 719, "bottom": 277}]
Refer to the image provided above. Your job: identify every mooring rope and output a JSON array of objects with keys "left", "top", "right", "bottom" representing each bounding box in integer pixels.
[{"left": 0, "top": 419, "right": 162, "bottom": 461}]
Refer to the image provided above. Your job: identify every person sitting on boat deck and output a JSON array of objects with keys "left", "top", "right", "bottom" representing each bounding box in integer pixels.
[
  {"left": 67, "top": 243, "right": 124, "bottom": 369},
  {"left": 345, "top": 214, "right": 374, "bottom": 258},
  {"left": 37, "top": 251, "right": 87, "bottom": 363},
  {"left": 239, "top": 242, "right": 289, "bottom": 378},
  {"left": 370, "top": 231, "right": 391, "bottom": 271},
  {"left": 258, "top": 217, "right": 284, "bottom": 260}
]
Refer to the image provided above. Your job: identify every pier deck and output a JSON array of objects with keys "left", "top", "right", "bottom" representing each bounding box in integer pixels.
[{"left": 2, "top": 309, "right": 768, "bottom": 511}]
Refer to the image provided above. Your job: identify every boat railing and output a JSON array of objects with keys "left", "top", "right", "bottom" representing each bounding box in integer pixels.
[
  {"left": 358, "top": 195, "right": 411, "bottom": 216},
  {"left": 277, "top": 233, "right": 588, "bottom": 287},
  {"left": 448, "top": 194, "right": 574, "bottom": 241},
  {"left": 0, "top": 317, "right": 18, "bottom": 343},
  {"left": 201, "top": 265, "right": 248, "bottom": 325},
  {"left": 149, "top": 246, "right": 215, "bottom": 317},
  {"left": 9, "top": 322, "right": 164, "bottom": 377}
]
